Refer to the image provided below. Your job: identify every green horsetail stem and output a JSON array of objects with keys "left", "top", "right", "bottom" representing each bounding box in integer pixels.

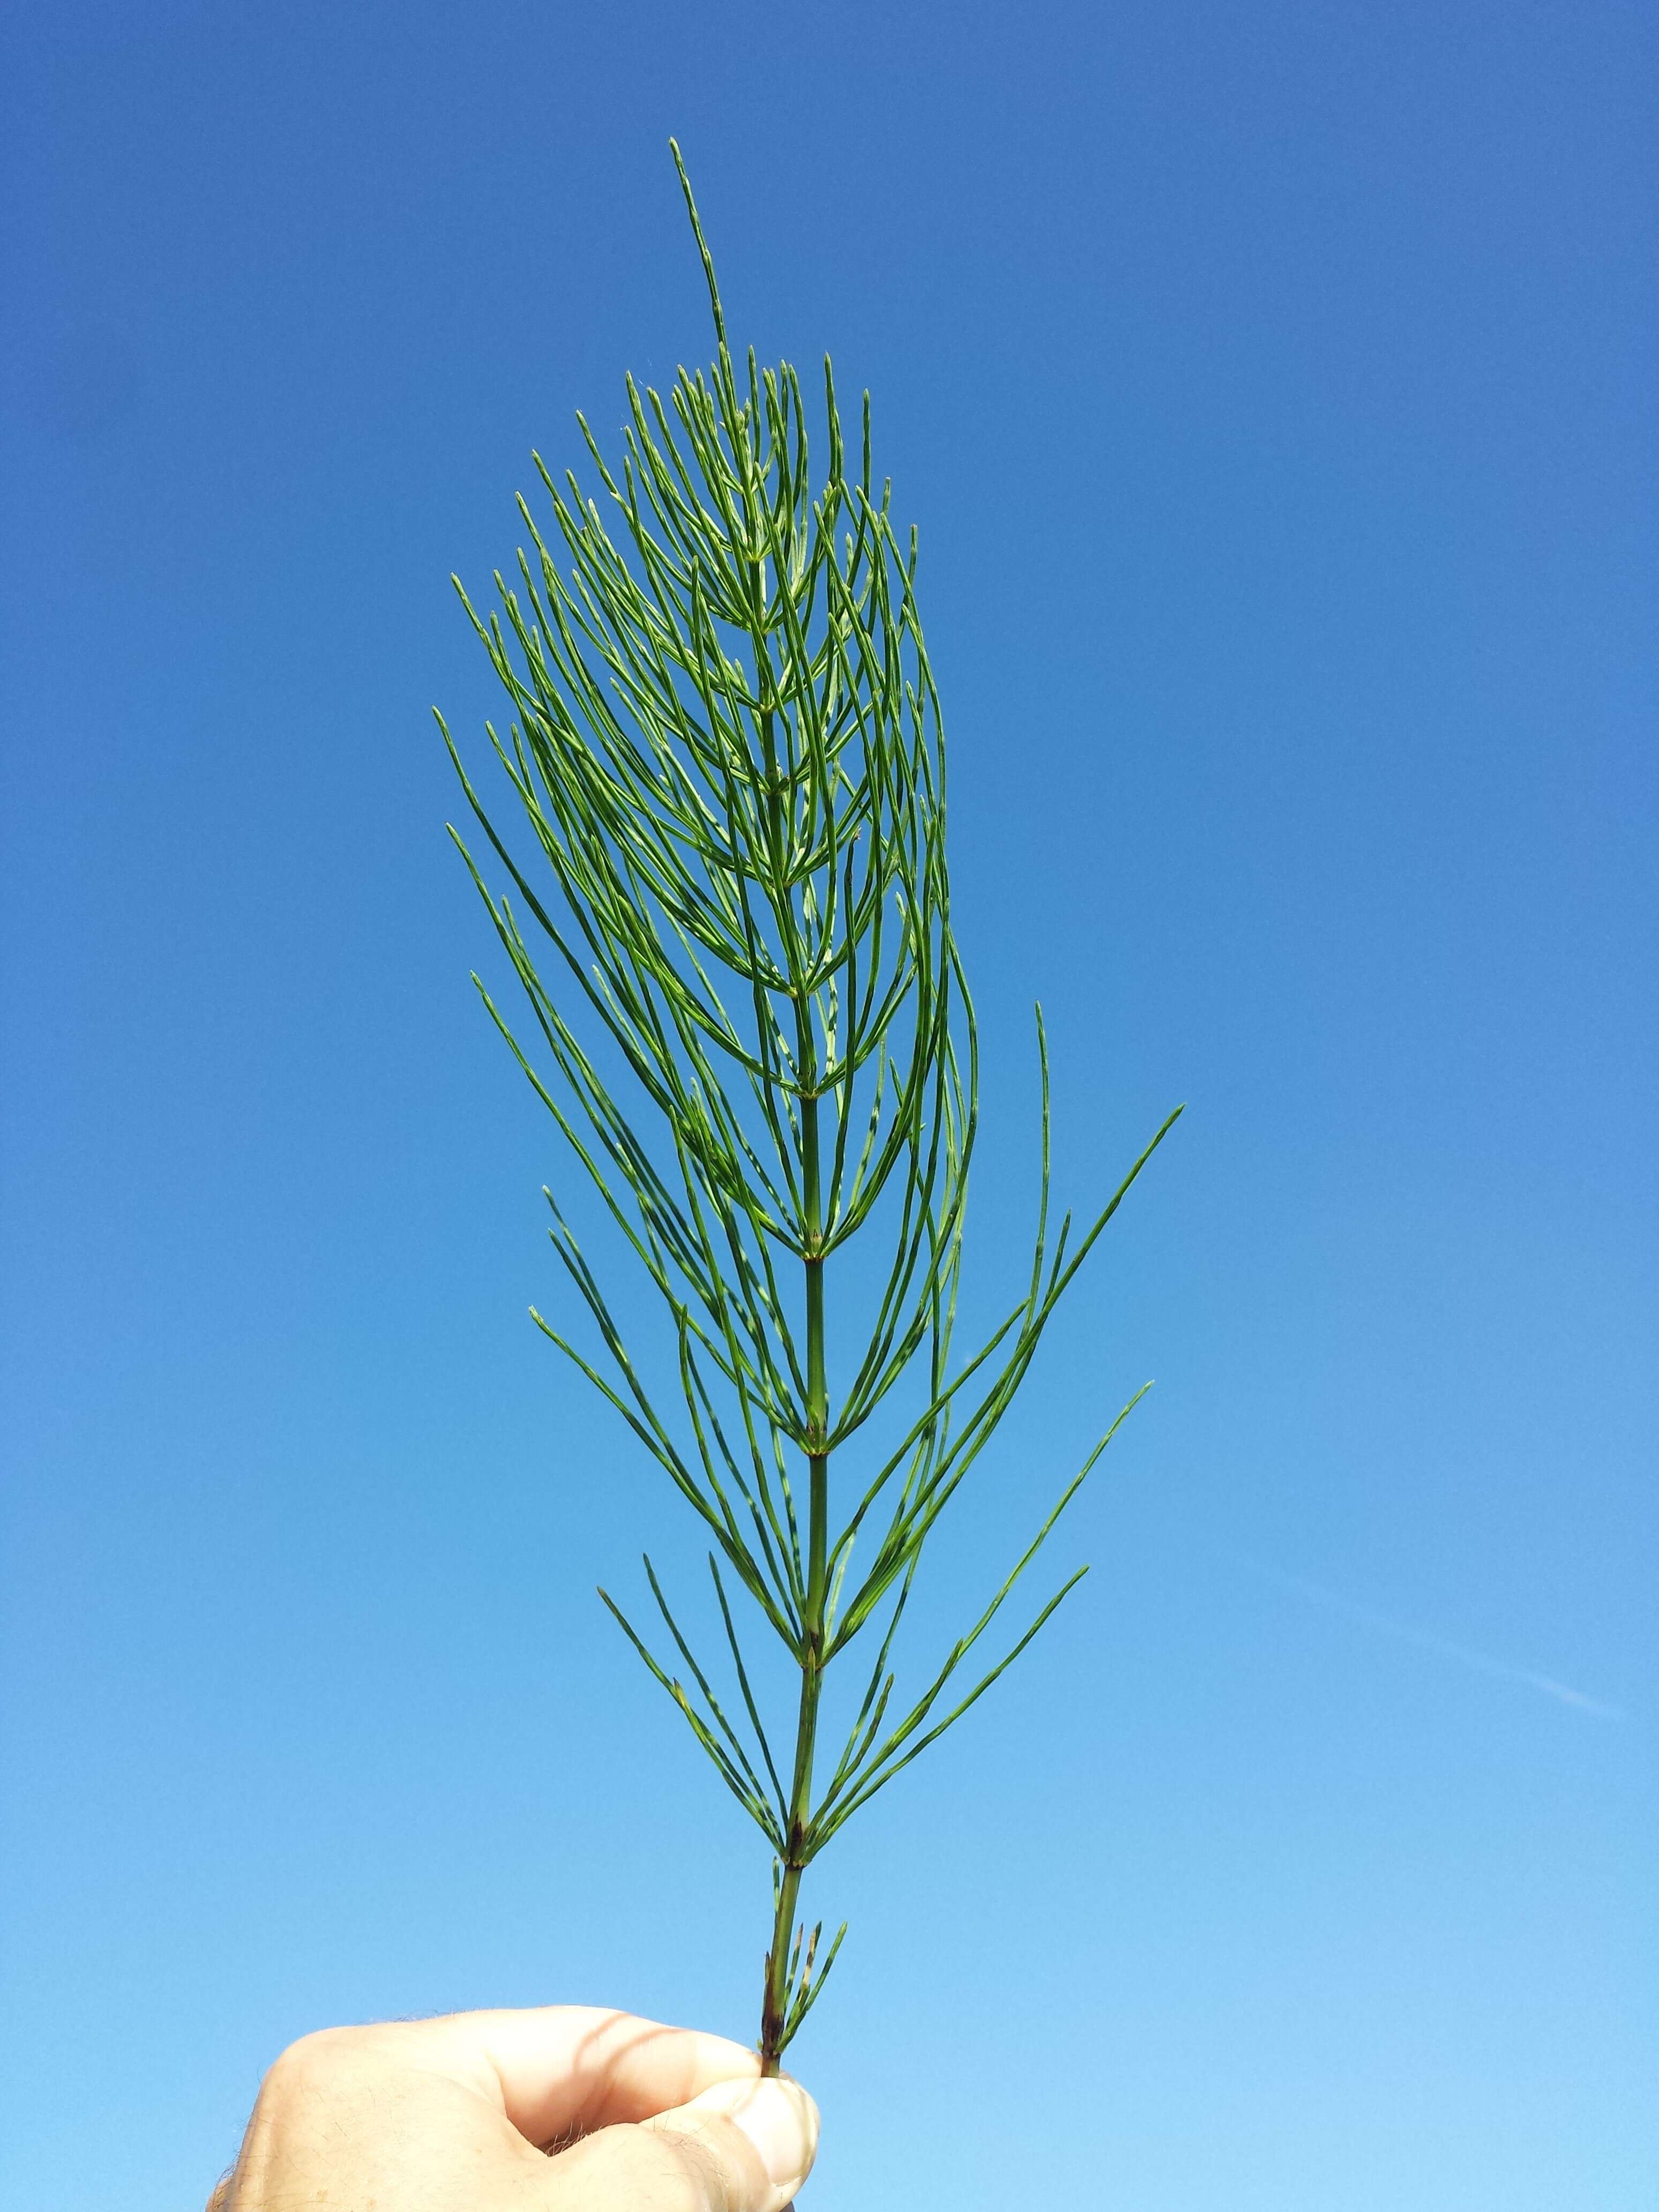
[{"left": 439, "top": 139, "right": 1182, "bottom": 2071}]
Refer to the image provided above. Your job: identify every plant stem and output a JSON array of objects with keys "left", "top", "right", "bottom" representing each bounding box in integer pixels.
[{"left": 759, "top": 1048, "right": 829, "bottom": 2072}]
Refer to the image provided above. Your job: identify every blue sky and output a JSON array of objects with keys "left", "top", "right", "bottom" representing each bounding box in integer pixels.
[{"left": 2, "top": 3, "right": 1654, "bottom": 2206}]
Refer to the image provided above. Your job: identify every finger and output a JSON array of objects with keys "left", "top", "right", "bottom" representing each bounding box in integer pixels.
[
  {"left": 427, "top": 2005, "right": 765, "bottom": 2143},
  {"left": 546, "top": 2074, "right": 818, "bottom": 2212}
]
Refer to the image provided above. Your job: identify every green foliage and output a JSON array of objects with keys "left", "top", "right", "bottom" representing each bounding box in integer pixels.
[{"left": 439, "top": 142, "right": 1180, "bottom": 2065}]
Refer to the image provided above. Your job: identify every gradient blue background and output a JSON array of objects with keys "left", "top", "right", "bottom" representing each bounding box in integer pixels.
[{"left": 2, "top": 4, "right": 1654, "bottom": 2206}]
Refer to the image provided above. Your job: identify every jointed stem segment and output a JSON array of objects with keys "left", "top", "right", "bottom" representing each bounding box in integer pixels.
[{"left": 758, "top": 1071, "right": 830, "bottom": 2074}]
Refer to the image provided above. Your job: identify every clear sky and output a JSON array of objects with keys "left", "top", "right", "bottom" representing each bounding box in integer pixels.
[{"left": 2, "top": 4, "right": 1654, "bottom": 2207}]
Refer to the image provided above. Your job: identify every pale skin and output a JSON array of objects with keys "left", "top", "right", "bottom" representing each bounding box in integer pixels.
[{"left": 206, "top": 2005, "right": 819, "bottom": 2212}]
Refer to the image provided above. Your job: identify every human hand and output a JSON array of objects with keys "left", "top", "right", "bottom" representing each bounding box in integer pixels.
[{"left": 206, "top": 2004, "right": 819, "bottom": 2211}]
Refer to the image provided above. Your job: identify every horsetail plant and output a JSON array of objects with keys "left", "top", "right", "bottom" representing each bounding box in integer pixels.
[{"left": 438, "top": 144, "right": 1182, "bottom": 2075}]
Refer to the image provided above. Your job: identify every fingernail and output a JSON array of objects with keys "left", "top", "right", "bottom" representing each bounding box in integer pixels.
[{"left": 722, "top": 2076, "right": 819, "bottom": 2193}]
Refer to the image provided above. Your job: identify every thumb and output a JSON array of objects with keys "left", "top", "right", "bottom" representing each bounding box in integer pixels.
[
  {"left": 549, "top": 2072, "right": 818, "bottom": 2212},
  {"left": 649, "top": 2074, "right": 818, "bottom": 2208}
]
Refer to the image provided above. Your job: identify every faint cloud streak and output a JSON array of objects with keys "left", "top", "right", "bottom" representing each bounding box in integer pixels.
[{"left": 1242, "top": 1556, "right": 1625, "bottom": 1721}]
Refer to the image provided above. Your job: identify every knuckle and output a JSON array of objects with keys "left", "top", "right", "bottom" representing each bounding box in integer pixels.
[{"left": 266, "top": 2024, "right": 372, "bottom": 2091}]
